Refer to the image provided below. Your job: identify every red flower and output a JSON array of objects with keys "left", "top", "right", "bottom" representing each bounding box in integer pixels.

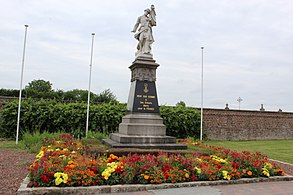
[{"left": 40, "top": 174, "right": 50, "bottom": 183}]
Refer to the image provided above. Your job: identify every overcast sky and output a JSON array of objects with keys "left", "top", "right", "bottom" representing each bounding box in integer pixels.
[{"left": 1, "top": 0, "right": 293, "bottom": 111}]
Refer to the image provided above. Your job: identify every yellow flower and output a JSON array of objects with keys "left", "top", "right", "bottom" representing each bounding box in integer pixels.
[
  {"left": 262, "top": 168, "right": 270, "bottom": 177},
  {"left": 185, "top": 173, "right": 189, "bottom": 178},
  {"left": 55, "top": 177, "right": 63, "bottom": 185},
  {"left": 264, "top": 162, "right": 273, "bottom": 169},
  {"left": 36, "top": 151, "right": 44, "bottom": 159},
  {"left": 71, "top": 151, "right": 76, "bottom": 154},
  {"left": 222, "top": 170, "right": 231, "bottom": 180},
  {"left": 54, "top": 172, "right": 68, "bottom": 186},
  {"left": 211, "top": 155, "right": 227, "bottom": 164},
  {"left": 101, "top": 162, "right": 118, "bottom": 180},
  {"left": 194, "top": 166, "right": 201, "bottom": 174}
]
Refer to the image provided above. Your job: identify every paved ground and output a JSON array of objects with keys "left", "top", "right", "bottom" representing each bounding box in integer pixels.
[{"left": 100, "top": 181, "right": 293, "bottom": 195}]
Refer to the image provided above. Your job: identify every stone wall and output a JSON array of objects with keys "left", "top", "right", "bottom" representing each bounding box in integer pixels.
[{"left": 203, "top": 108, "right": 293, "bottom": 140}]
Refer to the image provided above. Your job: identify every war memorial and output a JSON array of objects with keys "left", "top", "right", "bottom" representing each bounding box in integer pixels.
[{"left": 103, "top": 5, "right": 187, "bottom": 150}]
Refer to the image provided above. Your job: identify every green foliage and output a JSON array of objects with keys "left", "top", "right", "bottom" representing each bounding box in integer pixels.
[
  {"left": 81, "top": 131, "right": 109, "bottom": 147},
  {"left": 62, "top": 89, "right": 89, "bottom": 102},
  {"left": 26, "top": 79, "right": 53, "bottom": 93},
  {"left": 0, "top": 99, "right": 200, "bottom": 139},
  {"left": 96, "top": 88, "right": 117, "bottom": 103},
  {"left": 176, "top": 101, "right": 186, "bottom": 107},
  {"left": 0, "top": 111, "right": 5, "bottom": 138},
  {"left": 86, "top": 131, "right": 109, "bottom": 140},
  {"left": 0, "top": 88, "right": 19, "bottom": 97},
  {"left": 160, "top": 105, "right": 200, "bottom": 138},
  {"left": 0, "top": 99, "right": 126, "bottom": 139},
  {"left": 0, "top": 79, "right": 117, "bottom": 103},
  {"left": 20, "top": 131, "right": 62, "bottom": 153}
]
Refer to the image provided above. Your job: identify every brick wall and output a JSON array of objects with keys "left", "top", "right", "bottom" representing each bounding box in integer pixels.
[{"left": 203, "top": 108, "right": 293, "bottom": 140}]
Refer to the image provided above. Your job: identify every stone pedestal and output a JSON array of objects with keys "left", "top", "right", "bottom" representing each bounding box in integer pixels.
[{"left": 103, "top": 57, "right": 187, "bottom": 150}]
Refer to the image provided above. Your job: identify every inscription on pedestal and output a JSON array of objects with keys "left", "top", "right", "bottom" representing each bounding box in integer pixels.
[{"left": 132, "top": 81, "right": 159, "bottom": 113}]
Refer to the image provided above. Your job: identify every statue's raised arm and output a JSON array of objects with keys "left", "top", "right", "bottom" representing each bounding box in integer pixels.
[{"left": 131, "top": 5, "right": 157, "bottom": 58}]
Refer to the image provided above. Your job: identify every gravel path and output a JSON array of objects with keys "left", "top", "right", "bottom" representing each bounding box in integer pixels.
[
  {"left": 0, "top": 149, "right": 292, "bottom": 195},
  {"left": 0, "top": 149, "right": 35, "bottom": 195}
]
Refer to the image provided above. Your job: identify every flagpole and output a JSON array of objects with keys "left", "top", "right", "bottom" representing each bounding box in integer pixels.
[
  {"left": 16, "top": 24, "right": 29, "bottom": 144},
  {"left": 86, "top": 33, "right": 95, "bottom": 138},
  {"left": 200, "top": 46, "right": 204, "bottom": 141}
]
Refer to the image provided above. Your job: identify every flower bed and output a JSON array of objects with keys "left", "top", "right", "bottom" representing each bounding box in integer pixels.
[{"left": 27, "top": 134, "right": 285, "bottom": 187}]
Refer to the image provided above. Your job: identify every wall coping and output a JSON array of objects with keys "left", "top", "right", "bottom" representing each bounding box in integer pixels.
[{"left": 197, "top": 107, "right": 293, "bottom": 115}]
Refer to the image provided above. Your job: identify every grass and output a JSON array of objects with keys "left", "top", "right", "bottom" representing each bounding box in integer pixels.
[
  {"left": 206, "top": 140, "right": 293, "bottom": 164},
  {"left": 0, "top": 140, "right": 22, "bottom": 150}
]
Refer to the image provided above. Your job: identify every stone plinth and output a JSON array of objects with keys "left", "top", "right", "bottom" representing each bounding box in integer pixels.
[{"left": 103, "top": 57, "right": 187, "bottom": 150}]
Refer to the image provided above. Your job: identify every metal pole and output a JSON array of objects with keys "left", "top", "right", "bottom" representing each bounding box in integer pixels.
[
  {"left": 86, "top": 33, "right": 95, "bottom": 138},
  {"left": 16, "top": 24, "right": 29, "bottom": 144},
  {"left": 200, "top": 47, "right": 204, "bottom": 141}
]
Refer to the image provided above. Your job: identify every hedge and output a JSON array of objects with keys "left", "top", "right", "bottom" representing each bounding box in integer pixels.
[{"left": 0, "top": 99, "right": 200, "bottom": 139}]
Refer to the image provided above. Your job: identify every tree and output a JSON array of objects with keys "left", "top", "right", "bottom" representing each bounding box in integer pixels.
[
  {"left": 25, "top": 79, "right": 53, "bottom": 93},
  {"left": 95, "top": 89, "right": 117, "bottom": 103},
  {"left": 176, "top": 101, "right": 186, "bottom": 107},
  {"left": 63, "top": 89, "right": 92, "bottom": 102}
]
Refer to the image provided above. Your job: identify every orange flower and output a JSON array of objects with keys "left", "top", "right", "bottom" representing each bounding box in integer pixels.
[
  {"left": 242, "top": 169, "right": 247, "bottom": 174},
  {"left": 185, "top": 173, "right": 189, "bottom": 178},
  {"left": 247, "top": 171, "right": 252, "bottom": 176},
  {"left": 281, "top": 172, "right": 285, "bottom": 176},
  {"left": 144, "top": 175, "right": 149, "bottom": 180}
]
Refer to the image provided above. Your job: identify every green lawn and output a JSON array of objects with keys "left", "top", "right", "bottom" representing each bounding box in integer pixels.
[
  {"left": 0, "top": 140, "right": 22, "bottom": 150},
  {"left": 206, "top": 140, "right": 293, "bottom": 164}
]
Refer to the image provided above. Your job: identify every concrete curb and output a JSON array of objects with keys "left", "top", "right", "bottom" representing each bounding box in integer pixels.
[
  {"left": 269, "top": 158, "right": 293, "bottom": 166},
  {"left": 17, "top": 175, "right": 293, "bottom": 195}
]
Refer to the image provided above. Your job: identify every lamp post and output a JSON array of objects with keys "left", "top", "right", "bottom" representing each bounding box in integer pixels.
[
  {"left": 16, "top": 24, "right": 29, "bottom": 145},
  {"left": 86, "top": 33, "right": 95, "bottom": 138},
  {"left": 200, "top": 47, "right": 204, "bottom": 141}
]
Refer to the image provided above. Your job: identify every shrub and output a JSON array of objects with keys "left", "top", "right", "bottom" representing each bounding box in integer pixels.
[
  {"left": 20, "top": 131, "right": 63, "bottom": 153},
  {"left": 160, "top": 105, "right": 200, "bottom": 138},
  {"left": 0, "top": 99, "right": 126, "bottom": 139},
  {"left": 0, "top": 100, "right": 200, "bottom": 139}
]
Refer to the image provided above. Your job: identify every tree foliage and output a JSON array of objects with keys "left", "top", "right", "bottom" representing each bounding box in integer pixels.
[
  {"left": 26, "top": 79, "right": 53, "bottom": 93},
  {"left": 0, "top": 79, "right": 117, "bottom": 103},
  {"left": 176, "top": 101, "right": 186, "bottom": 107}
]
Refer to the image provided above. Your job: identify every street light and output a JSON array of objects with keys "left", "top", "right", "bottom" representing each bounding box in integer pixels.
[
  {"left": 86, "top": 33, "right": 95, "bottom": 138},
  {"left": 16, "top": 24, "right": 29, "bottom": 144},
  {"left": 200, "top": 46, "right": 204, "bottom": 141}
]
